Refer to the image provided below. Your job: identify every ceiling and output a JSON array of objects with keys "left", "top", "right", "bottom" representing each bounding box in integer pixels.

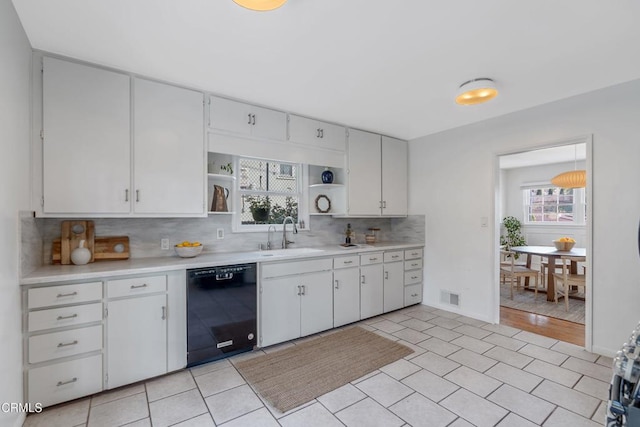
[
  {"left": 499, "top": 143, "right": 586, "bottom": 169},
  {"left": 11, "top": 0, "right": 640, "bottom": 141}
]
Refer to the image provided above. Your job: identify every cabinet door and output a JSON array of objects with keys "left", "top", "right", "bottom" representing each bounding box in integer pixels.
[
  {"left": 333, "top": 267, "right": 361, "bottom": 327},
  {"left": 318, "top": 122, "right": 347, "bottom": 151},
  {"left": 383, "top": 262, "right": 404, "bottom": 312},
  {"left": 289, "top": 115, "right": 345, "bottom": 151},
  {"left": 209, "top": 96, "right": 251, "bottom": 136},
  {"left": 260, "top": 277, "right": 301, "bottom": 347},
  {"left": 300, "top": 271, "right": 333, "bottom": 337},
  {"left": 42, "top": 57, "right": 130, "bottom": 214},
  {"left": 360, "top": 264, "right": 383, "bottom": 319},
  {"left": 107, "top": 294, "right": 167, "bottom": 389},
  {"left": 251, "top": 105, "right": 286, "bottom": 141},
  {"left": 134, "top": 79, "right": 205, "bottom": 215},
  {"left": 381, "top": 136, "right": 408, "bottom": 216},
  {"left": 347, "top": 129, "right": 382, "bottom": 216}
]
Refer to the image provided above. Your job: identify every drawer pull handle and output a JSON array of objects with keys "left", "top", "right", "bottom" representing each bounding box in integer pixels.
[
  {"left": 343, "top": 260, "right": 353, "bottom": 264},
  {"left": 412, "top": 252, "right": 419, "bottom": 256},
  {"left": 335, "top": 279, "right": 339, "bottom": 289},
  {"left": 57, "top": 340, "right": 78, "bottom": 348},
  {"left": 412, "top": 263, "right": 419, "bottom": 267},
  {"left": 56, "top": 291, "right": 78, "bottom": 298},
  {"left": 412, "top": 293, "right": 418, "bottom": 297},
  {"left": 369, "top": 257, "right": 378, "bottom": 261},
  {"left": 297, "top": 285, "right": 302, "bottom": 296},
  {"left": 57, "top": 314, "right": 78, "bottom": 321},
  {"left": 57, "top": 377, "right": 78, "bottom": 387},
  {"left": 361, "top": 275, "right": 365, "bottom": 285},
  {"left": 392, "top": 255, "right": 399, "bottom": 259},
  {"left": 385, "top": 271, "right": 389, "bottom": 280},
  {"left": 411, "top": 276, "right": 418, "bottom": 280},
  {"left": 130, "top": 284, "right": 148, "bottom": 289},
  {"left": 162, "top": 306, "right": 167, "bottom": 320}
]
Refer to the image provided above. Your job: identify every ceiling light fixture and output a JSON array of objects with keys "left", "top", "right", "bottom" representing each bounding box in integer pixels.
[
  {"left": 455, "top": 78, "right": 498, "bottom": 105},
  {"left": 233, "top": 0, "right": 287, "bottom": 11},
  {"left": 551, "top": 145, "right": 586, "bottom": 188}
]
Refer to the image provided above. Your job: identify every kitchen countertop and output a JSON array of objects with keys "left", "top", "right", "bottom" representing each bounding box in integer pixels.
[{"left": 20, "top": 242, "right": 424, "bottom": 285}]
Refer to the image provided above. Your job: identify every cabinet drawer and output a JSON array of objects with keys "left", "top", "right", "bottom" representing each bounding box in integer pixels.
[
  {"left": 404, "top": 284, "right": 423, "bottom": 306},
  {"left": 384, "top": 251, "right": 404, "bottom": 263},
  {"left": 28, "top": 354, "right": 102, "bottom": 407},
  {"left": 29, "top": 325, "right": 103, "bottom": 364},
  {"left": 333, "top": 255, "right": 359, "bottom": 269},
  {"left": 404, "top": 270, "right": 423, "bottom": 286},
  {"left": 107, "top": 275, "right": 166, "bottom": 298},
  {"left": 28, "top": 282, "right": 102, "bottom": 309},
  {"left": 261, "top": 258, "right": 333, "bottom": 278},
  {"left": 29, "top": 303, "right": 103, "bottom": 332},
  {"left": 360, "top": 253, "right": 383, "bottom": 266},
  {"left": 404, "top": 248, "right": 423, "bottom": 260},
  {"left": 404, "top": 259, "right": 423, "bottom": 270}
]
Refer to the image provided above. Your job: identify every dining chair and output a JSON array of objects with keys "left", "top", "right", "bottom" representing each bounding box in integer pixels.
[
  {"left": 552, "top": 255, "right": 587, "bottom": 311},
  {"left": 500, "top": 250, "right": 540, "bottom": 299},
  {"left": 540, "top": 259, "right": 564, "bottom": 290},
  {"left": 500, "top": 250, "right": 526, "bottom": 286}
]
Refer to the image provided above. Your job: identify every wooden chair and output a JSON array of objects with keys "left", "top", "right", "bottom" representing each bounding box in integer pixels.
[
  {"left": 500, "top": 250, "right": 540, "bottom": 299},
  {"left": 540, "top": 259, "right": 564, "bottom": 290},
  {"left": 552, "top": 255, "right": 586, "bottom": 311},
  {"left": 500, "top": 250, "right": 526, "bottom": 285}
]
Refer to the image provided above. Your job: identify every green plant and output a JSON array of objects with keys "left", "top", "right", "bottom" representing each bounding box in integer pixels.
[
  {"left": 244, "top": 195, "right": 298, "bottom": 224},
  {"left": 220, "top": 162, "right": 233, "bottom": 175},
  {"left": 500, "top": 216, "right": 526, "bottom": 253}
]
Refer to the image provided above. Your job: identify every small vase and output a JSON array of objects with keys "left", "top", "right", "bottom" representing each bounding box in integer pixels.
[{"left": 321, "top": 168, "right": 334, "bottom": 184}]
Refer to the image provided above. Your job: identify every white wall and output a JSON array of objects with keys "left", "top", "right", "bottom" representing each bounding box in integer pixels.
[
  {"left": 409, "top": 79, "right": 640, "bottom": 356},
  {"left": 0, "top": 1, "right": 31, "bottom": 426}
]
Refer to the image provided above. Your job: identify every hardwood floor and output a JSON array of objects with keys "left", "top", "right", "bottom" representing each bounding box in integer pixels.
[{"left": 500, "top": 306, "right": 585, "bottom": 347}]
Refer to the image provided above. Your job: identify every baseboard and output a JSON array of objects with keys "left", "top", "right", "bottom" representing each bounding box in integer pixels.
[{"left": 591, "top": 344, "right": 617, "bottom": 358}]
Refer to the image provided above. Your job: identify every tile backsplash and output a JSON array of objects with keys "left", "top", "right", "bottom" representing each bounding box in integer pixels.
[{"left": 21, "top": 214, "right": 425, "bottom": 268}]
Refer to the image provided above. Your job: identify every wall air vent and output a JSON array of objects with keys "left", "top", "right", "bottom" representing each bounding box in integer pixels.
[{"left": 440, "top": 290, "right": 460, "bottom": 307}]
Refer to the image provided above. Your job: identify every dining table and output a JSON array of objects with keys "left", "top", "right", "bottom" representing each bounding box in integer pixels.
[{"left": 509, "top": 246, "right": 586, "bottom": 301}]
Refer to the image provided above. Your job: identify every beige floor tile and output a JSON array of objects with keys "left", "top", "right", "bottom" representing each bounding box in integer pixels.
[
  {"left": 561, "top": 357, "right": 612, "bottom": 382},
  {"left": 195, "top": 365, "right": 246, "bottom": 397},
  {"left": 88, "top": 392, "right": 148, "bottom": 427},
  {"left": 24, "top": 398, "right": 90, "bottom": 427},
  {"left": 523, "top": 359, "right": 582, "bottom": 388},
  {"left": 543, "top": 407, "right": 602, "bottom": 427},
  {"left": 484, "top": 345, "right": 534, "bottom": 369},
  {"left": 518, "top": 343, "right": 569, "bottom": 366},
  {"left": 430, "top": 317, "right": 464, "bottom": 330},
  {"left": 448, "top": 417, "right": 475, "bottom": 427},
  {"left": 382, "top": 312, "right": 413, "bottom": 323},
  {"left": 396, "top": 340, "right": 428, "bottom": 359},
  {"left": 401, "top": 369, "right": 459, "bottom": 402},
  {"left": 148, "top": 388, "right": 207, "bottom": 427},
  {"left": 448, "top": 348, "right": 498, "bottom": 373},
  {"left": 455, "top": 315, "right": 490, "bottom": 328},
  {"left": 171, "top": 413, "right": 215, "bottom": 427},
  {"left": 591, "top": 400, "right": 607, "bottom": 423},
  {"left": 355, "top": 372, "right": 413, "bottom": 407},
  {"left": 91, "top": 383, "right": 146, "bottom": 407},
  {"left": 449, "top": 335, "right": 495, "bottom": 354},
  {"left": 392, "top": 327, "right": 431, "bottom": 344},
  {"left": 444, "top": 366, "right": 502, "bottom": 397},
  {"left": 351, "top": 369, "right": 380, "bottom": 384},
  {"left": 279, "top": 402, "right": 343, "bottom": 427},
  {"left": 512, "top": 331, "right": 558, "bottom": 349},
  {"left": 532, "top": 380, "right": 600, "bottom": 418},
  {"left": 218, "top": 407, "right": 279, "bottom": 427},
  {"left": 145, "top": 370, "right": 196, "bottom": 402},
  {"left": 488, "top": 384, "right": 555, "bottom": 424},
  {"left": 411, "top": 351, "right": 460, "bottom": 376},
  {"left": 335, "top": 397, "right": 404, "bottom": 427},
  {"left": 481, "top": 323, "right": 521, "bottom": 337},
  {"left": 440, "top": 388, "right": 508, "bottom": 427},
  {"left": 595, "top": 355, "right": 613, "bottom": 367},
  {"left": 431, "top": 309, "right": 463, "bottom": 319},
  {"left": 371, "top": 329, "right": 401, "bottom": 341},
  {"left": 573, "top": 376, "right": 609, "bottom": 401},
  {"left": 380, "top": 358, "right": 422, "bottom": 380},
  {"left": 317, "top": 383, "right": 367, "bottom": 413},
  {"left": 205, "top": 384, "right": 263, "bottom": 424},
  {"left": 485, "top": 362, "right": 543, "bottom": 393},
  {"left": 417, "top": 337, "right": 461, "bottom": 356},
  {"left": 453, "top": 324, "right": 492, "bottom": 339},
  {"left": 371, "top": 319, "right": 406, "bottom": 334},
  {"left": 495, "top": 412, "right": 539, "bottom": 427},
  {"left": 190, "top": 358, "right": 233, "bottom": 377},
  {"left": 407, "top": 310, "right": 438, "bottom": 322},
  {"left": 389, "top": 393, "right": 457, "bottom": 427},
  {"left": 482, "top": 332, "right": 527, "bottom": 351},
  {"left": 421, "top": 325, "right": 462, "bottom": 342},
  {"left": 122, "top": 419, "right": 151, "bottom": 427},
  {"left": 398, "top": 318, "right": 435, "bottom": 331},
  {"left": 550, "top": 341, "right": 599, "bottom": 362}
]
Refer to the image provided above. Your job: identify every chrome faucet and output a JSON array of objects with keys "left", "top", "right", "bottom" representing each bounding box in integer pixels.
[
  {"left": 266, "top": 225, "right": 277, "bottom": 250},
  {"left": 282, "top": 216, "right": 298, "bottom": 249}
]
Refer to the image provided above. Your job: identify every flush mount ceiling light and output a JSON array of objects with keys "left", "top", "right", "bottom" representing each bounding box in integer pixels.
[
  {"left": 233, "top": 0, "right": 287, "bottom": 11},
  {"left": 455, "top": 78, "right": 498, "bottom": 105},
  {"left": 551, "top": 145, "right": 586, "bottom": 188}
]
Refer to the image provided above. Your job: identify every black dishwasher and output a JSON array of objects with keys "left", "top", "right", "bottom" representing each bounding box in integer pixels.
[{"left": 186, "top": 263, "right": 257, "bottom": 367}]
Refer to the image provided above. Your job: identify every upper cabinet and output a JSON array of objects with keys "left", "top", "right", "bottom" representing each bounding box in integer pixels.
[
  {"left": 209, "top": 95, "right": 286, "bottom": 141},
  {"left": 347, "top": 129, "right": 407, "bottom": 217},
  {"left": 288, "top": 115, "right": 346, "bottom": 152},
  {"left": 42, "top": 57, "right": 131, "bottom": 214}
]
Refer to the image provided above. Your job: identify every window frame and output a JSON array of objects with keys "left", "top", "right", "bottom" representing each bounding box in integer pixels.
[{"left": 522, "top": 185, "right": 586, "bottom": 226}]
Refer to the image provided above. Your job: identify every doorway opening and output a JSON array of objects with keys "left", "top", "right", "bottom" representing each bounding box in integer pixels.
[{"left": 495, "top": 136, "right": 592, "bottom": 349}]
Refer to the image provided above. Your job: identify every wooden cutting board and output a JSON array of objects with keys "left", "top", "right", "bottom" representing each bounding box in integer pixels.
[
  {"left": 60, "top": 220, "right": 95, "bottom": 264},
  {"left": 53, "top": 236, "right": 130, "bottom": 264}
]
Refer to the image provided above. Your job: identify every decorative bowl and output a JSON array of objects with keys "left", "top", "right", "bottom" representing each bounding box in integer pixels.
[
  {"left": 553, "top": 240, "right": 575, "bottom": 251},
  {"left": 175, "top": 245, "right": 203, "bottom": 258}
]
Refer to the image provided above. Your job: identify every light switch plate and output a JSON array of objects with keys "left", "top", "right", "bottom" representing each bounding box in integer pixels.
[{"left": 217, "top": 229, "right": 224, "bottom": 239}]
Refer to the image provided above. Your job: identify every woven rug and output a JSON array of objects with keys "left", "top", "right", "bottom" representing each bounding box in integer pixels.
[
  {"left": 234, "top": 326, "right": 413, "bottom": 413},
  {"left": 500, "top": 283, "right": 585, "bottom": 324}
]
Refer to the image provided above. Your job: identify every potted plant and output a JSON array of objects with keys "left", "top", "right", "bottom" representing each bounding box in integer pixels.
[
  {"left": 246, "top": 196, "right": 270, "bottom": 223},
  {"left": 500, "top": 216, "right": 526, "bottom": 254}
]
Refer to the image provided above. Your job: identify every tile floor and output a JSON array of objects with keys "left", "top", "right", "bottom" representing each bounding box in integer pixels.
[{"left": 24, "top": 304, "right": 612, "bottom": 427}]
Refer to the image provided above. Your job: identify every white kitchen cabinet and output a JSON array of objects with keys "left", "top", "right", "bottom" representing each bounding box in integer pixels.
[
  {"left": 404, "top": 247, "right": 424, "bottom": 307},
  {"left": 300, "top": 271, "right": 334, "bottom": 336},
  {"left": 360, "top": 253, "right": 384, "bottom": 319},
  {"left": 383, "top": 251, "right": 405, "bottom": 312},
  {"left": 288, "top": 114, "right": 346, "bottom": 152},
  {"left": 42, "top": 57, "right": 131, "bottom": 214},
  {"left": 133, "top": 78, "right": 205, "bottom": 215},
  {"left": 346, "top": 129, "right": 408, "bottom": 216},
  {"left": 260, "top": 275, "right": 302, "bottom": 347},
  {"left": 209, "top": 95, "right": 286, "bottom": 141},
  {"left": 333, "top": 257, "right": 361, "bottom": 327}
]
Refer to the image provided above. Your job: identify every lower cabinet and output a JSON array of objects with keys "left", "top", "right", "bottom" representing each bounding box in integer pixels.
[
  {"left": 360, "top": 260, "right": 384, "bottom": 319},
  {"left": 333, "top": 260, "right": 361, "bottom": 328},
  {"left": 383, "top": 251, "right": 405, "bottom": 312}
]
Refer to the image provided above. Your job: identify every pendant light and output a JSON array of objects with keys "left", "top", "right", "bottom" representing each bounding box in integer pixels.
[
  {"left": 551, "top": 145, "right": 586, "bottom": 189},
  {"left": 233, "top": 0, "right": 287, "bottom": 11},
  {"left": 455, "top": 78, "right": 498, "bottom": 105}
]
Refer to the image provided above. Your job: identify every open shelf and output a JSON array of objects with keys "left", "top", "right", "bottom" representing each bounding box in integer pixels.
[
  {"left": 207, "top": 173, "right": 236, "bottom": 181},
  {"left": 309, "top": 183, "right": 344, "bottom": 189},
  {"left": 207, "top": 211, "right": 234, "bottom": 215}
]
